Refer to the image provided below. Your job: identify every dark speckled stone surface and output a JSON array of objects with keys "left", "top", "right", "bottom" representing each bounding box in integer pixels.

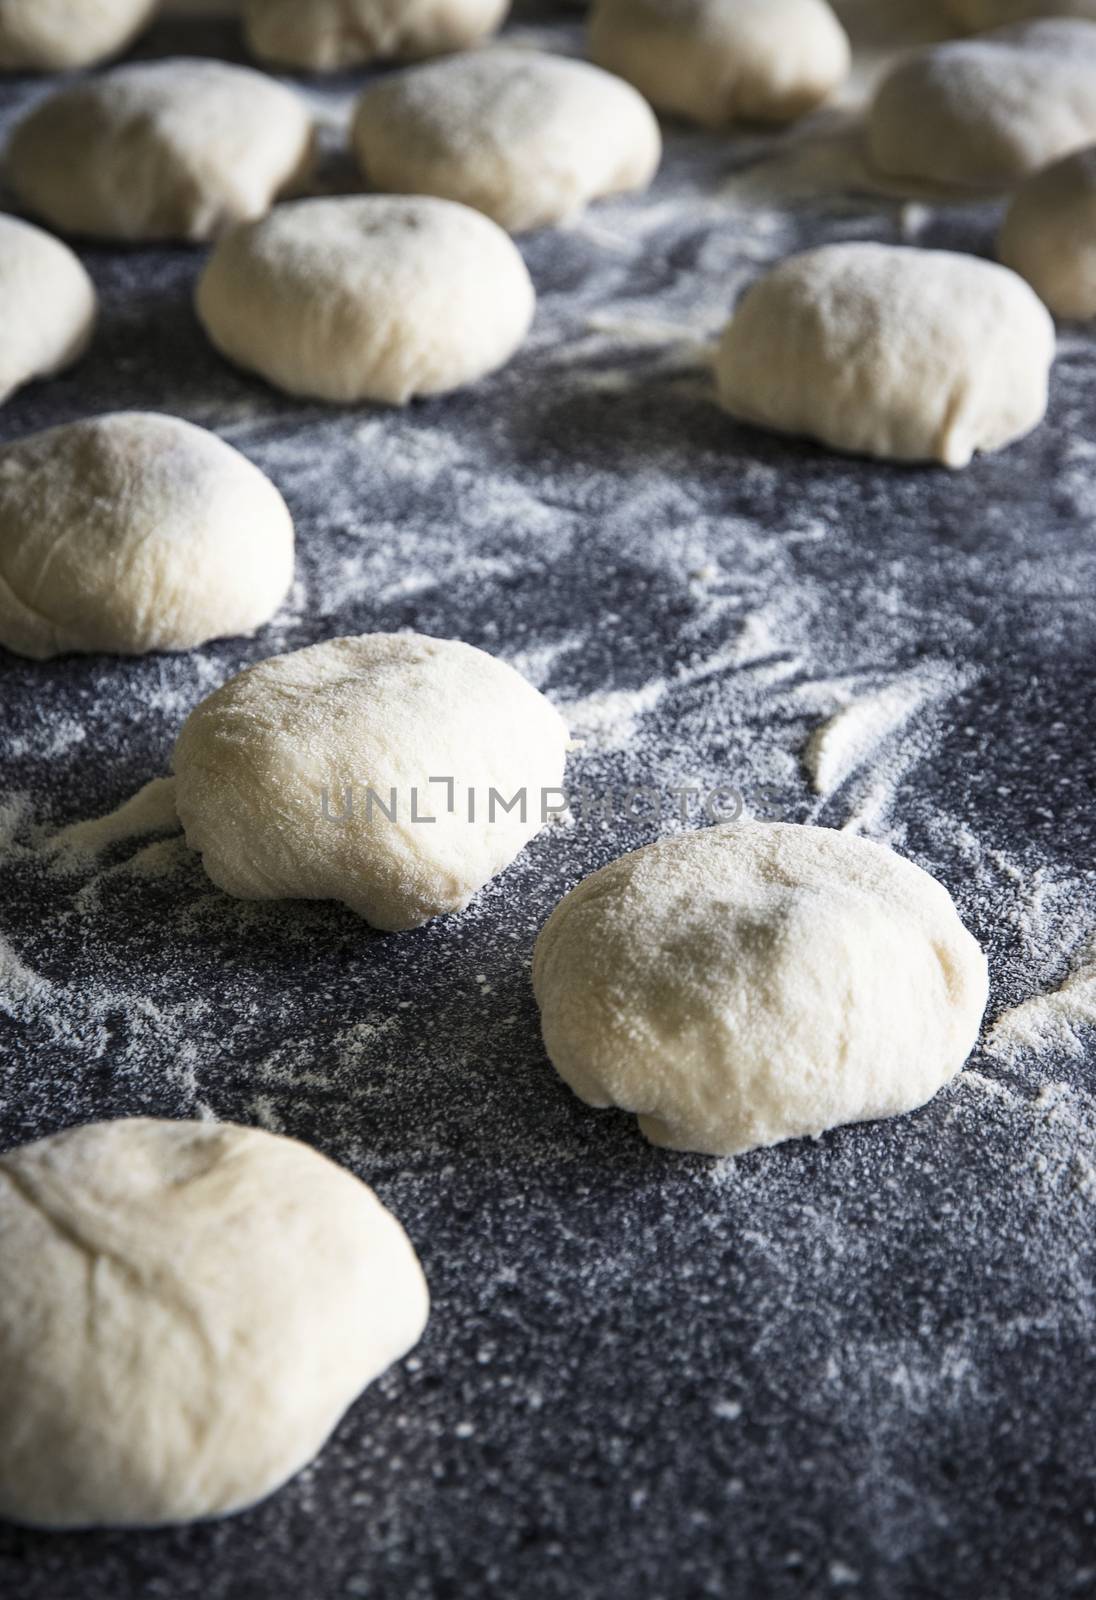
[{"left": 0, "top": 4, "right": 1095, "bottom": 1597}]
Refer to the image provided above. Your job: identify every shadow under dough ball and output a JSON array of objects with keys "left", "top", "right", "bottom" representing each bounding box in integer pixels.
[
  {"left": 4, "top": 56, "right": 314, "bottom": 242},
  {"left": 351, "top": 46, "right": 662, "bottom": 232},
  {"left": 0, "top": 1119, "right": 428, "bottom": 1529}
]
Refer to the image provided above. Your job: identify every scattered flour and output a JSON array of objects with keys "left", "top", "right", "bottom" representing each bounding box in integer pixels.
[{"left": 987, "top": 940, "right": 1096, "bottom": 1064}]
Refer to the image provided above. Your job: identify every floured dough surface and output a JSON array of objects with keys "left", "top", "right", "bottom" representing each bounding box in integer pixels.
[
  {"left": 868, "top": 19, "right": 1096, "bottom": 190},
  {"left": 1000, "top": 145, "right": 1096, "bottom": 319},
  {"left": 172, "top": 632, "right": 570, "bottom": 931},
  {"left": 244, "top": 0, "right": 509, "bottom": 70},
  {"left": 196, "top": 195, "right": 535, "bottom": 404},
  {"left": 351, "top": 47, "right": 662, "bottom": 232},
  {"left": 589, "top": 0, "right": 849, "bottom": 128},
  {"left": 532, "top": 822, "right": 989, "bottom": 1157},
  {"left": 0, "top": 214, "right": 95, "bottom": 406},
  {"left": 0, "top": 0, "right": 157, "bottom": 70},
  {"left": 5, "top": 57, "right": 313, "bottom": 242},
  {"left": 0, "top": 1118, "right": 428, "bottom": 1528},
  {"left": 0, "top": 412, "right": 294, "bottom": 660},
  {"left": 716, "top": 243, "right": 1055, "bottom": 467}
]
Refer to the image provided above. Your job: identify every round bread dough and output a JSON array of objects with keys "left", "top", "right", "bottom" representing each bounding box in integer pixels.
[
  {"left": 0, "top": 1118, "right": 428, "bottom": 1528},
  {"left": 867, "top": 20, "right": 1096, "bottom": 191},
  {"left": 0, "top": 412, "right": 294, "bottom": 660},
  {"left": 197, "top": 196, "right": 534, "bottom": 405},
  {"left": 0, "top": 0, "right": 157, "bottom": 70},
  {"left": 999, "top": 145, "right": 1096, "bottom": 319},
  {"left": 351, "top": 47, "right": 662, "bottom": 232},
  {"left": 172, "top": 632, "right": 570, "bottom": 931},
  {"left": 244, "top": 0, "right": 510, "bottom": 71},
  {"left": 533, "top": 822, "right": 989, "bottom": 1157},
  {"left": 5, "top": 58, "right": 313, "bottom": 243},
  {"left": 945, "top": 0, "right": 1096, "bottom": 29},
  {"left": 0, "top": 215, "right": 96, "bottom": 407},
  {"left": 716, "top": 243, "right": 1055, "bottom": 468},
  {"left": 588, "top": 0, "right": 850, "bottom": 129}
]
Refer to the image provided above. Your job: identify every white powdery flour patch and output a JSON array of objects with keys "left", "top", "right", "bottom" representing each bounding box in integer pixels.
[
  {"left": 48, "top": 777, "right": 181, "bottom": 864},
  {"left": 987, "top": 939, "right": 1096, "bottom": 1064}
]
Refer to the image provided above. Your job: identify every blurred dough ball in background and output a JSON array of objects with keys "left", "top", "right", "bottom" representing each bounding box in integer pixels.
[
  {"left": 589, "top": 0, "right": 850, "bottom": 128},
  {"left": 197, "top": 195, "right": 535, "bottom": 403},
  {"left": 352, "top": 47, "right": 661, "bottom": 232},
  {"left": 0, "top": 215, "right": 95, "bottom": 407},
  {"left": 0, "top": 0, "right": 157, "bottom": 70},
  {"left": 243, "top": 0, "right": 511, "bottom": 72},
  {"left": 1000, "top": 145, "right": 1096, "bottom": 319},
  {"left": 5, "top": 57, "right": 313, "bottom": 242},
  {"left": 0, "top": 413, "right": 294, "bottom": 660},
  {"left": 868, "top": 19, "right": 1096, "bottom": 189},
  {"left": 944, "top": 0, "right": 1096, "bottom": 28}
]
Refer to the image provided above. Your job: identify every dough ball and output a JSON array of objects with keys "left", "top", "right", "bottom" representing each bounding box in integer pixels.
[
  {"left": 533, "top": 823, "right": 988, "bottom": 1157},
  {"left": 716, "top": 243, "right": 1054, "bottom": 468},
  {"left": 0, "top": 412, "right": 294, "bottom": 660},
  {"left": 0, "top": 0, "right": 156, "bottom": 70},
  {"left": 244, "top": 0, "right": 509, "bottom": 71},
  {"left": 999, "top": 145, "right": 1096, "bottom": 319},
  {"left": 5, "top": 58, "right": 313, "bottom": 242},
  {"left": 0, "top": 1118, "right": 428, "bottom": 1528},
  {"left": 196, "top": 195, "right": 534, "bottom": 404},
  {"left": 351, "top": 47, "right": 662, "bottom": 232},
  {"left": 944, "top": 0, "right": 1096, "bottom": 30},
  {"left": 172, "top": 632, "right": 570, "bottom": 931},
  {"left": 867, "top": 20, "right": 1096, "bottom": 190},
  {"left": 0, "top": 215, "right": 95, "bottom": 406},
  {"left": 589, "top": 0, "right": 849, "bottom": 129}
]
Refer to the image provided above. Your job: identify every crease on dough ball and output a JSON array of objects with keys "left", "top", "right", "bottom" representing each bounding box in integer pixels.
[
  {"left": 867, "top": 19, "right": 1096, "bottom": 191},
  {"left": 589, "top": 0, "right": 850, "bottom": 129},
  {"left": 196, "top": 195, "right": 535, "bottom": 404},
  {"left": 0, "top": 0, "right": 157, "bottom": 71},
  {"left": 243, "top": 0, "right": 510, "bottom": 71},
  {"left": 716, "top": 242, "right": 1055, "bottom": 468},
  {"left": 532, "top": 822, "right": 989, "bottom": 1157},
  {"left": 999, "top": 144, "right": 1096, "bottom": 319},
  {"left": 0, "top": 1118, "right": 428, "bottom": 1528},
  {"left": 0, "top": 412, "right": 294, "bottom": 660},
  {"left": 5, "top": 57, "right": 314, "bottom": 243},
  {"left": 171, "top": 632, "right": 570, "bottom": 931},
  {"left": 351, "top": 46, "right": 662, "bottom": 232},
  {"left": 0, "top": 214, "right": 96, "bottom": 406}
]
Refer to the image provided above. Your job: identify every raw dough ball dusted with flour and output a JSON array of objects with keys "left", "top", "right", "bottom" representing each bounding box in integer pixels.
[
  {"left": 945, "top": 0, "right": 1096, "bottom": 29},
  {"left": 589, "top": 0, "right": 850, "bottom": 129},
  {"left": 351, "top": 48, "right": 661, "bottom": 232},
  {"left": 868, "top": 20, "right": 1096, "bottom": 190},
  {"left": 0, "top": 413, "right": 293, "bottom": 660},
  {"left": 716, "top": 243, "right": 1054, "bottom": 467},
  {"left": 0, "top": 215, "right": 95, "bottom": 406},
  {"left": 173, "top": 633, "right": 570, "bottom": 931},
  {"left": 0, "top": 0, "right": 156, "bottom": 70},
  {"left": 533, "top": 823, "right": 988, "bottom": 1157},
  {"left": 196, "top": 196, "right": 534, "bottom": 404},
  {"left": 0, "top": 1118, "right": 428, "bottom": 1528},
  {"left": 1000, "top": 146, "right": 1096, "bottom": 319},
  {"left": 244, "top": 0, "right": 510, "bottom": 71},
  {"left": 5, "top": 58, "right": 313, "bottom": 242}
]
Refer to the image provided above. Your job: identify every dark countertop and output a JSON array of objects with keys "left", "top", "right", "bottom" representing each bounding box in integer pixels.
[{"left": 1, "top": 5, "right": 1094, "bottom": 1597}]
